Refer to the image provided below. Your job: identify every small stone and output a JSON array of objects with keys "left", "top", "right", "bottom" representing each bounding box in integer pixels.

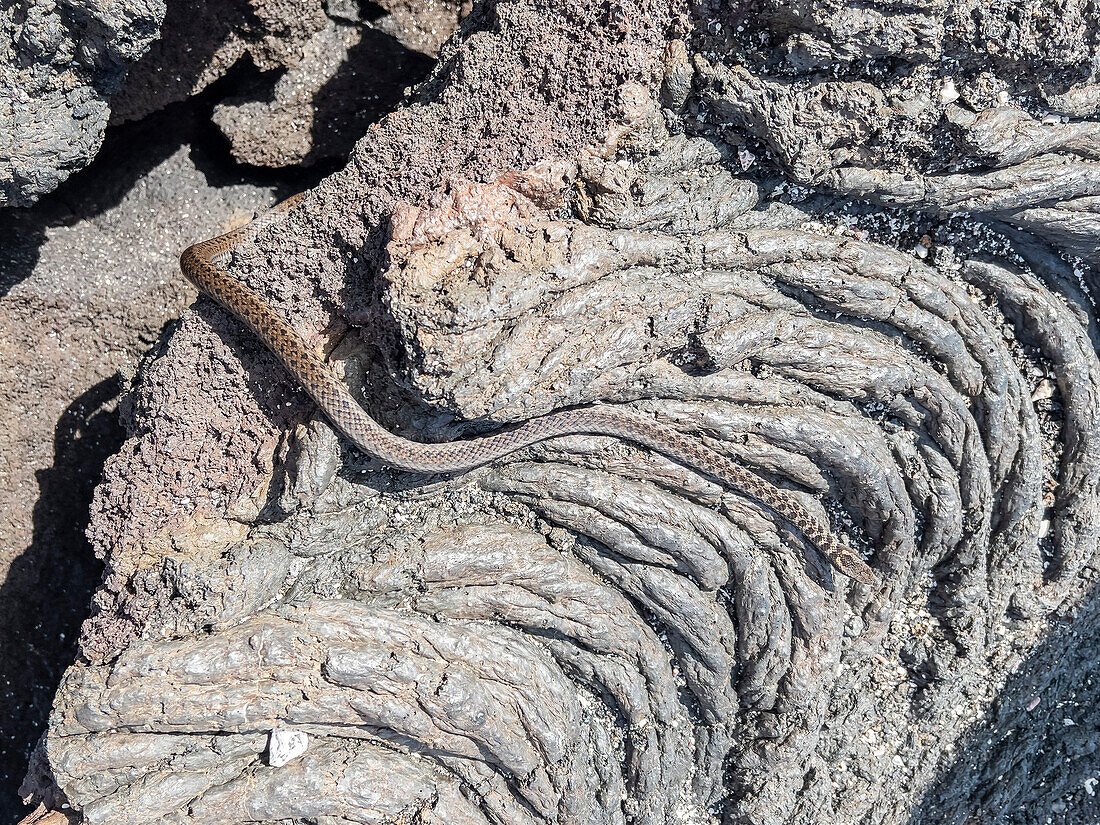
[
  {"left": 1031, "top": 378, "right": 1055, "bottom": 402},
  {"left": 996, "top": 90, "right": 1010, "bottom": 106},
  {"left": 738, "top": 148, "right": 756, "bottom": 171},
  {"left": 940, "top": 78, "right": 959, "bottom": 104},
  {"left": 268, "top": 728, "right": 308, "bottom": 767}
]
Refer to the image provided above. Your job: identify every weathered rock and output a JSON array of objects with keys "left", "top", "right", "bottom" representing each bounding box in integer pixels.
[
  {"left": 105, "top": 0, "right": 330, "bottom": 123},
  {"left": 0, "top": 109, "right": 281, "bottom": 820},
  {"left": 30, "top": 112, "right": 1100, "bottom": 825},
  {"left": 367, "top": 0, "right": 468, "bottom": 57},
  {"left": 14, "top": 0, "right": 1100, "bottom": 823},
  {"left": 0, "top": 0, "right": 456, "bottom": 208},
  {"left": 690, "top": 1, "right": 1100, "bottom": 269},
  {"left": 209, "top": 13, "right": 434, "bottom": 167},
  {"left": 114, "top": 0, "right": 455, "bottom": 167},
  {"left": 0, "top": 0, "right": 165, "bottom": 206}
]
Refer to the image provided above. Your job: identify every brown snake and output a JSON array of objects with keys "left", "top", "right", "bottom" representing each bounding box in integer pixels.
[{"left": 181, "top": 194, "right": 876, "bottom": 586}]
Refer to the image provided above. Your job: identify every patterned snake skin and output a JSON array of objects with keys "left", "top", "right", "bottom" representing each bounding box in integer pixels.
[{"left": 180, "top": 194, "right": 876, "bottom": 585}]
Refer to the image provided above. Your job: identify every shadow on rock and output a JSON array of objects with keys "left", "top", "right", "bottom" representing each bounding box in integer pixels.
[
  {"left": 0, "top": 378, "right": 121, "bottom": 821},
  {"left": 0, "top": 216, "right": 45, "bottom": 298},
  {"left": 110, "top": 0, "right": 256, "bottom": 124},
  {"left": 307, "top": 26, "right": 435, "bottom": 166},
  {"left": 0, "top": 105, "right": 197, "bottom": 298},
  {"left": 908, "top": 584, "right": 1100, "bottom": 825}
]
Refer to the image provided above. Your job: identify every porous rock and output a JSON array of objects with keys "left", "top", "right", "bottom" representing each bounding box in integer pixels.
[
  {"left": 106, "top": 0, "right": 330, "bottom": 123},
  {"left": 209, "top": 10, "right": 435, "bottom": 167},
  {"left": 0, "top": 108, "right": 280, "bottom": 821},
  {"left": 0, "top": 0, "right": 165, "bottom": 206},
  {"left": 19, "top": 0, "right": 1100, "bottom": 823},
  {"left": 115, "top": 0, "right": 456, "bottom": 167}
]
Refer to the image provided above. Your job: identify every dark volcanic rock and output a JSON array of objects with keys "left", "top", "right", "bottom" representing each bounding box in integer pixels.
[
  {"left": 209, "top": 13, "right": 436, "bottom": 167},
  {"left": 1, "top": 0, "right": 456, "bottom": 208},
  {"left": 109, "top": 0, "right": 457, "bottom": 166},
  {"left": 0, "top": 0, "right": 165, "bottom": 206},
  {"left": 0, "top": 108, "right": 282, "bottom": 822},
  {"left": 107, "top": 0, "right": 331, "bottom": 123},
  {"left": 10, "top": 0, "right": 1100, "bottom": 823}
]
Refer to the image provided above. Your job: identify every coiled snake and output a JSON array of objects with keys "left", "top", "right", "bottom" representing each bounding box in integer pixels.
[{"left": 181, "top": 193, "right": 876, "bottom": 586}]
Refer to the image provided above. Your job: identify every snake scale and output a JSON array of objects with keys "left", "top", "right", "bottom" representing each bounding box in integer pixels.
[{"left": 181, "top": 194, "right": 876, "bottom": 586}]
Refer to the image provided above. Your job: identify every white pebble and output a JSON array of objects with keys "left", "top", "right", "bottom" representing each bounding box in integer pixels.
[
  {"left": 738, "top": 147, "right": 756, "bottom": 171},
  {"left": 940, "top": 78, "right": 960, "bottom": 104},
  {"left": 268, "top": 728, "right": 308, "bottom": 767}
]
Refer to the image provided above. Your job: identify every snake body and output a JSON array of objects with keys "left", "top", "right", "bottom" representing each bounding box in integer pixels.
[{"left": 181, "top": 195, "right": 876, "bottom": 586}]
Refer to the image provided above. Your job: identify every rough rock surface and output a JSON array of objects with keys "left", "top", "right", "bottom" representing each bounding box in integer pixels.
[
  {"left": 690, "top": 0, "right": 1100, "bottom": 267},
  {"left": 108, "top": 0, "right": 330, "bottom": 123},
  {"left": 111, "top": 0, "right": 456, "bottom": 166},
  {"left": 0, "top": 107, "right": 286, "bottom": 821},
  {"left": 2, "top": 0, "right": 455, "bottom": 207},
  {"left": 11, "top": 0, "right": 1100, "bottom": 824},
  {"left": 0, "top": 0, "right": 165, "bottom": 207},
  {"left": 0, "top": 1, "right": 439, "bottom": 813},
  {"left": 209, "top": 5, "right": 436, "bottom": 167}
]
